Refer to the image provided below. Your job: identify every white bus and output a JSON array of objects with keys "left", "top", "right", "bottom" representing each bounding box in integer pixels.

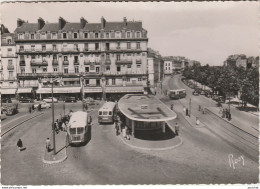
[
  {"left": 67, "top": 111, "right": 91, "bottom": 145},
  {"left": 169, "top": 89, "right": 186, "bottom": 99},
  {"left": 98, "top": 102, "right": 116, "bottom": 124}
]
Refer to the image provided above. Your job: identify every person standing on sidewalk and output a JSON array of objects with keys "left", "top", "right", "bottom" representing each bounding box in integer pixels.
[
  {"left": 175, "top": 123, "right": 179, "bottom": 136},
  {"left": 46, "top": 138, "right": 51, "bottom": 152},
  {"left": 171, "top": 104, "right": 174, "bottom": 110},
  {"left": 116, "top": 121, "right": 120, "bottom": 136},
  {"left": 126, "top": 127, "right": 130, "bottom": 140},
  {"left": 28, "top": 106, "right": 32, "bottom": 114},
  {"left": 17, "top": 139, "right": 23, "bottom": 152}
]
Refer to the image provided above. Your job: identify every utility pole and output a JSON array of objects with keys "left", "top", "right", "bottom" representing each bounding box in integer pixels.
[{"left": 51, "top": 80, "right": 56, "bottom": 155}]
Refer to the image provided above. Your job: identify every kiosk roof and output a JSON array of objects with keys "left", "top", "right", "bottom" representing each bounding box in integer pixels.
[{"left": 118, "top": 94, "right": 177, "bottom": 122}]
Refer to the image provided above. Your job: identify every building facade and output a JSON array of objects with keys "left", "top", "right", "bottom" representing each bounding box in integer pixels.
[
  {"left": 1, "top": 25, "right": 19, "bottom": 99},
  {"left": 147, "top": 48, "right": 163, "bottom": 88},
  {"left": 13, "top": 17, "right": 148, "bottom": 101},
  {"left": 163, "top": 59, "right": 173, "bottom": 75}
]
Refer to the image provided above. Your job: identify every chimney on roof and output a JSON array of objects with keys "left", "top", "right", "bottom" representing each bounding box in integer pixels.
[
  {"left": 38, "top": 17, "right": 45, "bottom": 30},
  {"left": 80, "top": 17, "right": 87, "bottom": 29},
  {"left": 123, "top": 17, "right": 127, "bottom": 26},
  {"left": 17, "top": 18, "right": 25, "bottom": 27},
  {"left": 101, "top": 16, "right": 106, "bottom": 29},
  {"left": 59, "top": 17, "right": 66, "bottom": 30}
]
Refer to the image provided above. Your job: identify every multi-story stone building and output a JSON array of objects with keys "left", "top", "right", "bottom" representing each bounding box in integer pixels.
[
  {"left": 1, "top": 25, "right": 19, "bottom": 99},
  {"left": 163, "top": 57, "right": 173, "bottom": 75},
  {"left": 14, "top": 17, "right": 148, "bottom": 100},
  {"left": 147, "top": 48, "right": 163, "bottom": 89}
]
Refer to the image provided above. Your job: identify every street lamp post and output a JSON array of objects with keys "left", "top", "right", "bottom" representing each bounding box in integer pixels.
[
  {"left": 51, "top": 80, "right": 56, "bottom": 155},
  {"left": 81, "top": 77, "right": 84, "bottom": 111}
]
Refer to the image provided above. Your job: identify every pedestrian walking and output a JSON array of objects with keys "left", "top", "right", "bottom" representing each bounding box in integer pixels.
[
  {"left": 38, "top": 103, "right": 41, "bottom": 111},
  {"left": 196, "top": 117, "right": 200, "bottom": 125},
  {"left": 17, "top": 139, "right": 23, "bottom": 152},
  {"left": 175, "top": 123, "right": 180, "bottom": 136},
  {"left": 122, "top": 126, "right": 126, "bottom": 138},
  {"left": 32, "top": 104, "right": 35, "bottom": 112},
  {"left": 126, "top": 127, "right": 130, "bottom": 140},
  {"left": 222, "top": 108, "right": 225, "bottom": 118},
  {"left": 171, "top": 104, "right": 174, "bottom": 110},
  {"left": 28, "top": 106, "right": 32, "bottom": 114},
  {"left": 46, "top": 138, "right": 51, "bottom": 152},
  {"left": 116, "top": 122, "right": 119, "bottom": 136},
  {"left": 118, "top": 120, "right": 122, "bottom": 132},
  {"left": 183, "top": 106, "right": 186, "bottom": 113},
  {"left": 186, "top": 108, "right": 189, "bottom": 116}
]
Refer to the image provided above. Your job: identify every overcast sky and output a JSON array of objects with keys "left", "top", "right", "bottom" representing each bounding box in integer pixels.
[{"left": 1, "top": 2, "right": 259, "bottom": 66}]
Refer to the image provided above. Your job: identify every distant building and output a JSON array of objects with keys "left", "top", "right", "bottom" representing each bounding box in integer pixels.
[
  {"left": 1, "top": 25, "right": 18, "bottom": 99},
  {"left": 147, "top": 48, "right": 163, "bottom": 88},
  {"left": 163, "top": 57, "right": 173, "bottom": 75},
  {"left": 224, "top": 54, "right": 258, "bottom": 69}
]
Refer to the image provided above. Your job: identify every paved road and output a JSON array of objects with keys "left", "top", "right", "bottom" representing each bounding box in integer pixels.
[{"left": 1, "top": 87, "right": 258, "bottom": 185}]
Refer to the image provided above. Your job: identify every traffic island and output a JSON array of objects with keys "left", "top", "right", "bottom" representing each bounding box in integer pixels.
[
  {"left": 118, "top": 126, "right": 183, "bottom": 151},
  {"left": 43, "top": 131, "right": 68, "bottom": 164}
]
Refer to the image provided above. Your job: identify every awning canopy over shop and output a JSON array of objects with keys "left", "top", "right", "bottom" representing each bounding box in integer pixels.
[
  {"left": 36, "top": 87, "right": 81, "bottom": 94},
  {"left": 84, "top": 87, "right": 102, "bottom": 93},
  {"left": 62, "top": 78, "right": 80, "bottom": 81},
  {"left": 1, "top": 88, "right": 17, "bottom": 95},
  {"left": 105, "top": 86, "right": 144, "bottom": 93},
  {"left": 17, "top": 88, "right": 32, "bottom": 93}
]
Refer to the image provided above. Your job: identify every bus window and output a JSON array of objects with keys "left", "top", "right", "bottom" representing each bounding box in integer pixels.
[
  {"left": 103, "top": 111, "right": 108, "bottom": 115},
  {"left": 109, "top": 111, "right": 112, "bottom": 115},
  {"left": 99, "top": 111, "right": 102, "bottom": 115},
  {"left": 77, "top": 127, "right": 84, "bottom": 134},
  {"left": 70, "top": 128, "right": 76, "bottom": 134}
]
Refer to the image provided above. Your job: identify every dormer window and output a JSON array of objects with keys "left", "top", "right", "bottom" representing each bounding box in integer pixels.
[
  {"left": 136, "top": 32, "right": 141, "bottom": 38},
  {"left": 73, "top": 32, "right": 78, "bottom": 39},
  {"left": 41, "top": 33, "right": 46, "bottom": 39},
  {"left": 52, "top": 33, "right": 57, "bottom": 39},
  {"left": 84, "top": 33, "right": 88, "bottom": 38},
  {"left": 127, "top": 32, "right": 131, "bottom": 38},
  {"left": 95, "top": 33, "right": 99, "bottom": 38},
  {"left": 18, "top": 33, "right": 24, "bottom": 40},
  {"left": 63, "top": 33, "right": 67, "bottom": 39},
  {"left": 31, "top": 34, "right": 35, "bottom": 39}
]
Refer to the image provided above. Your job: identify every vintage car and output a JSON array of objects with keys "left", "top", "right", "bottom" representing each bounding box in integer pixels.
[
  {"left": 43, "top": 97, "right": 58, "bottom": 103},
  {"left": 19, "top": 97, "right": 34, "bottom": 103},
  {"left": 33, "top": 101, "right": 51, "bottom": 109}
]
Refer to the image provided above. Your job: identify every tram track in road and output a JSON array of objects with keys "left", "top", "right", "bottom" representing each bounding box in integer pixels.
[{"left": 1, "top": 112, "right": 44, "bottom": 137}]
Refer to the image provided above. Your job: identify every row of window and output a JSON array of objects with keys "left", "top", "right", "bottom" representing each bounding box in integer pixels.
[
  {"left": 20, "top": 62, "right": 142, "bottom": 74},
  {"left": 19, "top": 42, "right": 141, "bottom": 52},
  {"left": 18, "top": 31, "right": 143, "bottom": 40},
  {"left": 20, "top": 53, "right": 144, "bottom": 62}
]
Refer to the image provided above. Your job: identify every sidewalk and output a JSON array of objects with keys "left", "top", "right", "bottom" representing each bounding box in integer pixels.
[
  {"left": 43, "top": 130, "right": 68, "bottom": 164},
  {"left": 205, "top": 107, "right": 258, "bottom": 138}
]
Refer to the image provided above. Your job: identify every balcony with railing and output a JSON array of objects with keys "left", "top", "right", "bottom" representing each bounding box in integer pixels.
[
  {"left": 7, "top": 65, "right": 15, "bottom": 70},
  {"left": 52, "top": 59, "right": 59, "bottom": 66},
  {"left": 84, "top": 60, "right": 101, "bottom": 65},
  {"left": 74, "top": 60, "right": 79, "bottom": 65},
  {"left": 63, "top": 60, "right": 69, "bottom": 65},
  {"left": 103, "top": 70, "right": 147, "bottom": 76},
  {"left": 30, "top": 60, "right": 48, "bottom": 66},
  {"left": 18, "top": 48, "right": 58, "bottom": 54},
  {"left": 61, "top": 48, "right": 80, "bottom": 53},
  {"left": 115, "top": 59, "right": 132, "bottom": 65},
  {"left": 20, "top": 60, "right": 26, "bottom": 66}
]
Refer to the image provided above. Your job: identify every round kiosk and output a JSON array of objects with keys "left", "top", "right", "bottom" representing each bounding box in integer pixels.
[{"left": 118, "top": 94, "right": 177, "bottom": 137}]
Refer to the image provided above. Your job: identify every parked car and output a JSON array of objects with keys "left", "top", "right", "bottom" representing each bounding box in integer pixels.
[
  {"left": 19, "top": 97, "right": 34, "bottom": 103},
  {"left": 64, "top": 97, "right": 77, "bottom": 103},
  {"left": 217, "top": 96, "right": 225, "bottom": 103},
  {"left": 43, "top": 97, "right": 58, "bottom": 103},
  {"left": 1, "top": 98, "right": 12, "bottom": 103},
  {"left": 6, "top": 104, "right": 19, "bottom": 115},
  {"left": 1, "top": 110, "right": 7, "bottom": 120},
  {"left": 212, "top": 95, "right": 219, "bottom": 101},
  {"left": 33, "top": 101, "right": 51, "bottom": 109},
  {"left": 200, "top": 90, "right": 206, "bottom": 95},
  {"left": 85, "top": 99, "right": 99, "bottom": 106},
  {"left": 192, "top": 90, "right": 200, "bottom": 96},
  {"left": 204, "top": 91, "right": 212, "bottom": 98}
]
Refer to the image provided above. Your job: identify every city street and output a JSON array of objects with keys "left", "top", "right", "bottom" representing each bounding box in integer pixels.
[{"left": 1, "top": 77, "right": 258, "bottom": 185}]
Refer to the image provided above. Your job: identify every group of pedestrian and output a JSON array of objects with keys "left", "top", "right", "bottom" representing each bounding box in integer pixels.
[
  {"left": 28, "top": 104, "right": 37, "bottom": 114},
  {"left": 114, "top": 111, "right": 130, "bottom": 140}
]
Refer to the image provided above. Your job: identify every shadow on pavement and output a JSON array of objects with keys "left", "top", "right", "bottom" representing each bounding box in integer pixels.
[{"left": 134, "top": 126, "right": 177, "bottom": 141}]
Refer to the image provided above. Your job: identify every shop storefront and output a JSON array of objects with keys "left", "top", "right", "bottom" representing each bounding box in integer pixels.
[
  {"left": 17, "top": 88, "right": 33, "bottom": 98},
  {"left": 36, "top": 87, "right": 81, "bottom": 100},
  {"left": 1, "top": 88, "right": 17, "bottom": 99},
  {"left": 84, "top": 87, "right": 102, "bottom": 100}
]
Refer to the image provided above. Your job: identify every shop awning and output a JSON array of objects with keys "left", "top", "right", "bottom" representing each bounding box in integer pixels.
[
  {"left": 105, "top": 86, "right": 144, "bottom": 93},
  {"left": 84, "top": 87, "right": 102, "bottom": 93},
  {"left": 62, "top": 78, "right": 80, "bottom": 81},
  {"left": 37, "top": 87, "right": 81, "bottom": 94},
  {"left": 17, "top": 88, "right": 32, "bottom": 94},
  {"left": 1, "top": 88, "right": 17, "bottom": 95}
]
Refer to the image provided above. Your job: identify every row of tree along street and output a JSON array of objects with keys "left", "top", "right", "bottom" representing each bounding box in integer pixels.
[{"left": 182, "top": 62, "right": 259, "bottom": 108}]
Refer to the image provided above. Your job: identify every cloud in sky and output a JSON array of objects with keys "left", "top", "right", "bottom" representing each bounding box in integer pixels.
[{"left": 1, "top": 1, "right": 258, "bottom": 66}]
